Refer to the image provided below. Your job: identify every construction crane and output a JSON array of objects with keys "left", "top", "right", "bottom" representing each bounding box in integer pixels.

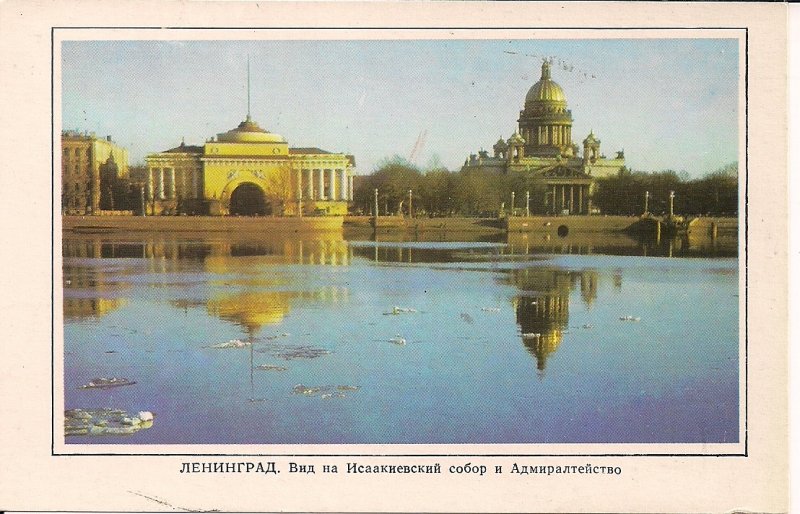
[{"left": 409, "top": 129, "right": 428, "bottom": 165}]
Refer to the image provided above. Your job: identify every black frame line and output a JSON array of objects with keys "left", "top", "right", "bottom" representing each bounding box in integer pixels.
[{"left": 51, "top": 25, "right": 749, "bottom": 458}]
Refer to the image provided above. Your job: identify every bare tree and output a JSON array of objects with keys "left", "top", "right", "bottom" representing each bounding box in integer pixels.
[{"left": 265, "top": 164, "right": 296, "bottom": 216}]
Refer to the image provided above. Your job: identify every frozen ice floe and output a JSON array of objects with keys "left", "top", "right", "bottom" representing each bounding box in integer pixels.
[
  {"left": 64, "top": 408, "right": 154, "bottom": 436},
  {"left": 78, "top": 377, "right": 136, "bottom": 390},
  {"left": 203, "top": 339, "right": 250, "bottom": 349}
]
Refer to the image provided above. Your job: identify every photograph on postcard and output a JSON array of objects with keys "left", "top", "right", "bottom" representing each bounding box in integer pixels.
[{"left": 56, "top": 34, "right": 743, "bottom": 450}]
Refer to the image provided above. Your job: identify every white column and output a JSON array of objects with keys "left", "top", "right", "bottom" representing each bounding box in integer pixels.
[
  {"left": 191, "top": 169, "right": 199, "bottom": 199},
  {"left": 327, "top": 169, "right": 335, "bottom": 200},
  {"left": 169, "top": 168, "right": 176, "bottom": 199},
  {"left": 570, "top": 185, "right": 575, "bottom": 214},
  {"left": 338, "top": 169, "right": 345, "bottom": 200},
  {"left": 296, "top": 168, "right": 302, "bottom": 200},
  {"left": 317, "top": 169, "right": 324, "bottom": 200},
  {"left": 148, "top": 168, "right": 155, "bottom": 200},
  {"left": 158, "top": 168, "right": 165, "bottom": 200},
  {"left": 348, "top": 175, "right": 354, "bottom": 201},
  {"left": 306, "top": 169, "right": 313, "bottom": 199}
]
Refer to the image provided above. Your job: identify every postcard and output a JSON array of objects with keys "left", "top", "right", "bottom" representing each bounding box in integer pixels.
[{"left": 0, "top": 1, "right": 788, "bottom": 512}]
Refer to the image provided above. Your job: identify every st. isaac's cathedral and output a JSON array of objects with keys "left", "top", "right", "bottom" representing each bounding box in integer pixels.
[{"left": 462, "top": 60, "right": 626, "bottom": 215}]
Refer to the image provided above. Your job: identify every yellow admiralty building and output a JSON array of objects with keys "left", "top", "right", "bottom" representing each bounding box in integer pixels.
[{"left": 144, "top": 114, "right": 356, "bottom": 216}]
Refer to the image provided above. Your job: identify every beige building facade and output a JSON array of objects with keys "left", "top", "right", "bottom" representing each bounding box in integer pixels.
[{"left": 61, "top": 131, "right": 130, "bottom": 214}]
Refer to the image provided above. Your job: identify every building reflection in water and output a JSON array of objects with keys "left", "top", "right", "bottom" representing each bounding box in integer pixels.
[
  {"left": 62, "top": 233, "right": 353, "bottom": 267},
  {"left": 63, "top": 297, "right": 127, "bottom": 321},
  {"left": 62, "top": 233, "right": 352, "bottom": 322},
  {"left": 508, "top": 267, "right": 598, "bottom": 375},
  {"left": 505, "top": 231, "right": 736, "bottom": 258},
  {"left": 63, "top": 232, "right": 354, "bottom": 402},
  {"left": 62, "top": 256, "right": 130, "bottom": 320}
]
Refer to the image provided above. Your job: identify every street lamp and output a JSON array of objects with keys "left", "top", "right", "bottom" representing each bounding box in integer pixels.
[
  {"left": 510, "top": 191, "right": 516, "bottom": 217},
  {"left": 373, "top": 188, "right": 379, "bottom": 218},
  {"left": 408, "top": 189, "right": 413, "bottom": 218},
  {"left": 644, "top": 190, "right": 650, "bottom": 215},
  {"left": 525, "top": 190, "right": 530, "bottom": 217},
  {"left": 669, "top": 190, "right": 675, "bottom": 218}
]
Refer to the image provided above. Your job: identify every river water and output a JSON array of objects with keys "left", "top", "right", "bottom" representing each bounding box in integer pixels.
[{"left": 62, "top": 230, "right": 739, "bottom": 445}]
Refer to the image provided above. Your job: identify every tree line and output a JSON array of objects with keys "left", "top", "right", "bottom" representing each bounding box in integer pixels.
[
  {"left": 352, "top": 157, "right": 738, "bottom": 217},
  {"left": 352, "top": 156, "right": 551, "bottom": 217},
  {"left": 592, "top": 163, "right": 738, "bottom": 216}
]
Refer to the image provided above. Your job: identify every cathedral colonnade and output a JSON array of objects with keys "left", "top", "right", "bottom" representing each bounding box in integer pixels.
[{"left": 548, "top": 183, "right": 591, "bottom": 214}]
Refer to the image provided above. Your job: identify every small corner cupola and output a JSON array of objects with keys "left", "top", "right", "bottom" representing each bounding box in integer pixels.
[
  {"left": 583, "top": 130, "right": 601, "bottom": 163},
  {"left": 508, "top": 129, "right": 526, "bottom": 145},
  {"left": 583, "top": 129, "right": 599, "bottom": 145},
  {"left": 493, "top": 135, "right": 509, "bottom": 159},
  {"left": 507, "top": 130, "right": 526, "bottom": 161}
]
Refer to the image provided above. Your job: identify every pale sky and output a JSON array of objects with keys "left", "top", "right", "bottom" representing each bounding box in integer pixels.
[{"left": 61, "top": 38, "right": 739, "bottom": 177}]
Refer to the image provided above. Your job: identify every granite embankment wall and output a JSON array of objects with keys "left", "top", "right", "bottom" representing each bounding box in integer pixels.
[
  {"left": 62, "top": 215, "right": 344, "bottom": 233},
  {"left": 345, "top": 216, "right": 504, "bottom": 233},
  {"left": 687, "top": 217, "right": 738, "bottom": 236},
  {"left": 62, "top": 214, "right": 737, "bottom": 238},
  {"left": 505, "top": 215, "right": 640, "bottom": 233},
  {"left": 345, "top": 215, "right": 644, "bottom": 234}
]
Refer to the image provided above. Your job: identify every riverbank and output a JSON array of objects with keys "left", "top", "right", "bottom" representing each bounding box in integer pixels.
[
  {"left": 345, "top": 215, "right": 504, "bottom": 233},
  {"left": 345, "top": 214, "right": 644, "bottom": 234},
  {"left": 62, "top": 214, "right": 738, "bottom": 240},
  {"left": 62, "top": 215, "right": 344, "bottom": 233}
]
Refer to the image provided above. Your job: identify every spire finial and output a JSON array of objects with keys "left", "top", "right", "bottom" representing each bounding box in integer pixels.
[
  {"left": 541, "top": 59, "right": 551, "bottom": 80},
  {"left": 246, "top": 55, "right": 251, "bottom": 121}
]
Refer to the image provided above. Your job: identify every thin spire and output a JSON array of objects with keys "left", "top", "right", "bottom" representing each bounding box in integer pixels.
[{"left": 246, "top": 55, "right": 251, "bottom": 121}]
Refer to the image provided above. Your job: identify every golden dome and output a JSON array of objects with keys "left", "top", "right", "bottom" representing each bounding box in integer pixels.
[
  {"left": 216, "top": 115, "right": 286, "bottom": 143},
  {"left": 207, "top": 291, "right": 291, "bottom": 333},
  {"left": 525, "top": 61, "right": 567, "bottom": 104}
]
